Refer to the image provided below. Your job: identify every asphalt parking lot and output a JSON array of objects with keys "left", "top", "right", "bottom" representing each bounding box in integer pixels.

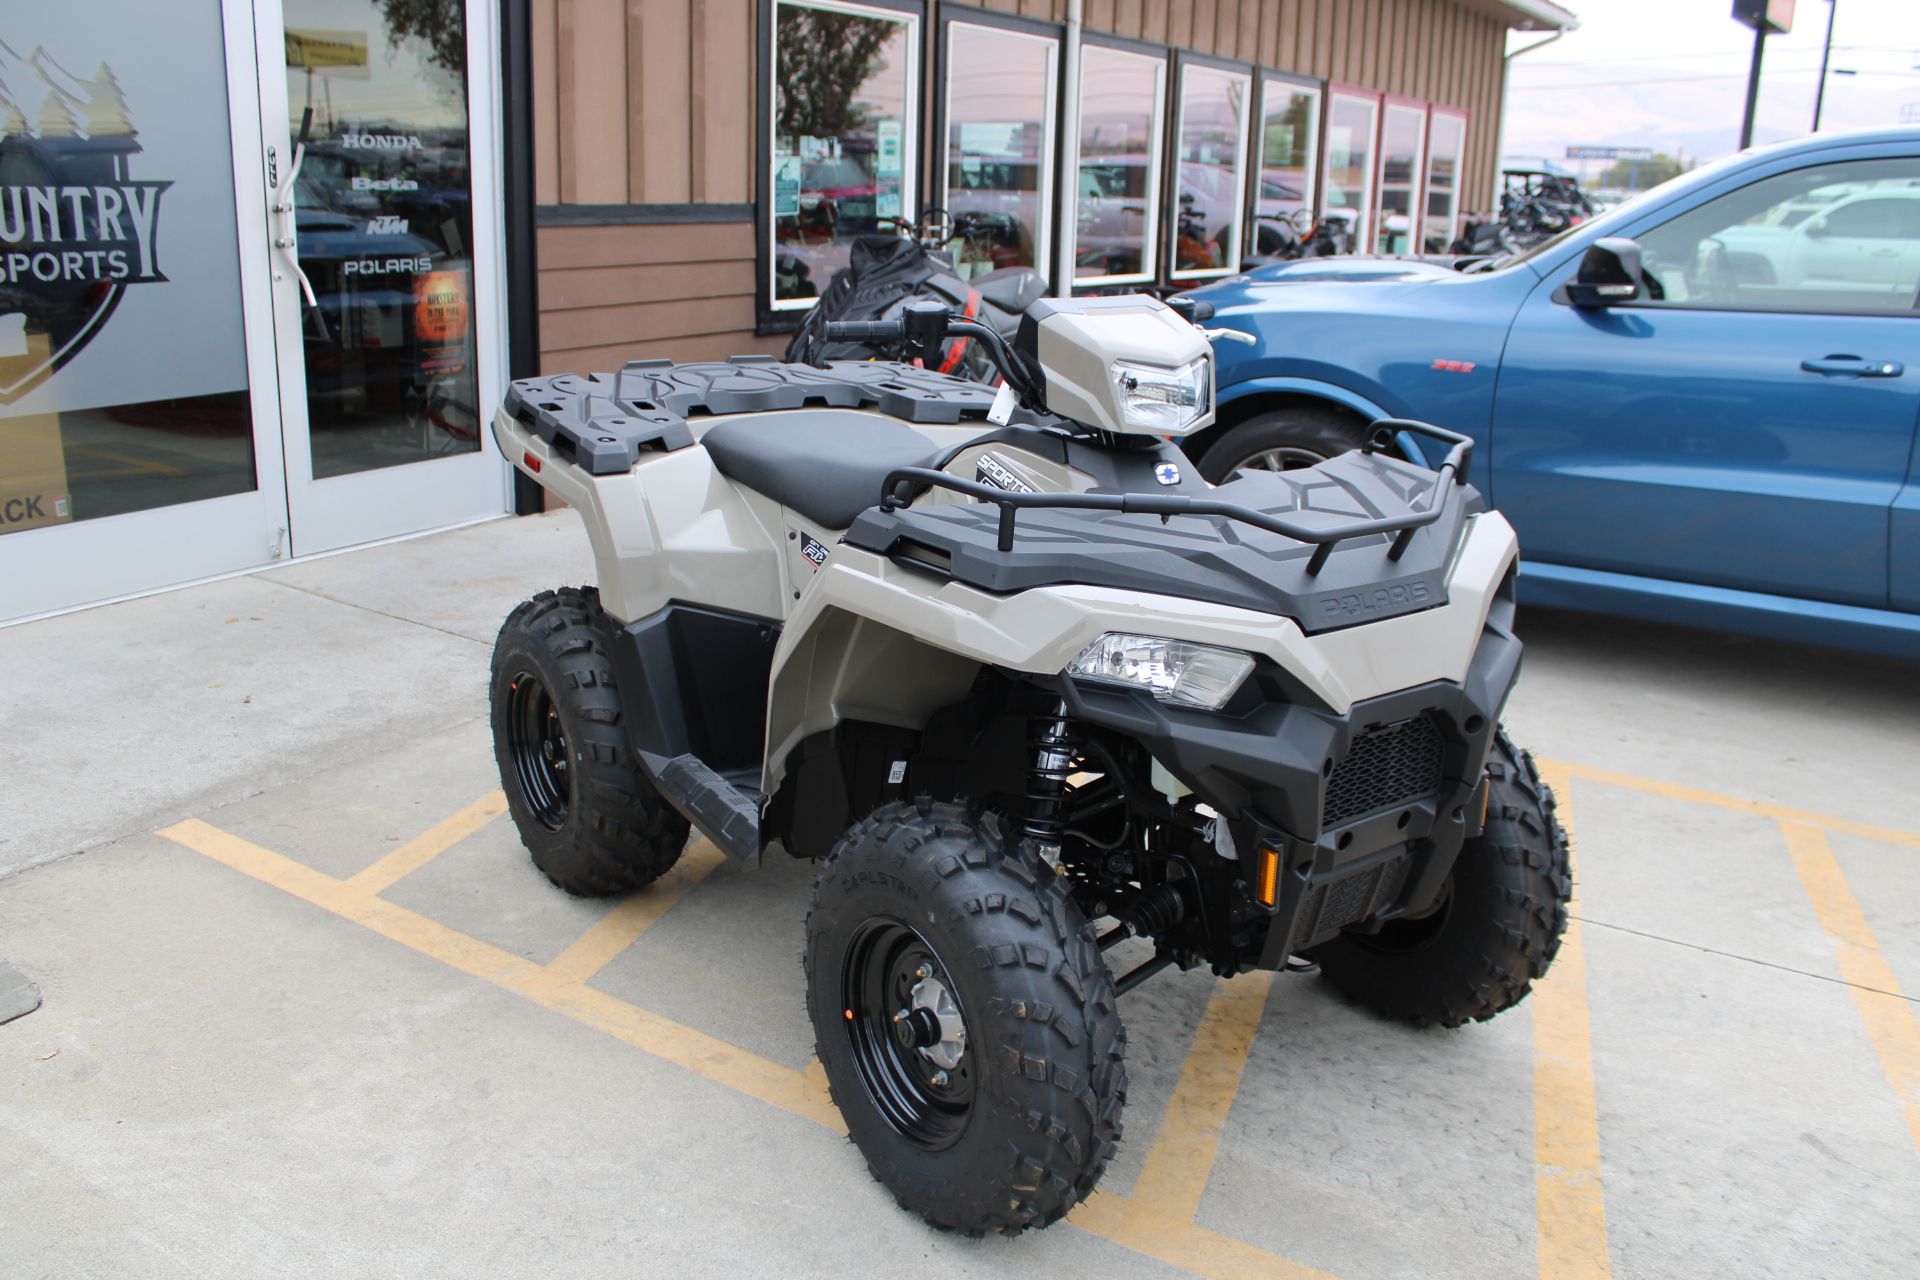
[{"left": 2, "top": 513, "right": 1917, "bottom": 1279}]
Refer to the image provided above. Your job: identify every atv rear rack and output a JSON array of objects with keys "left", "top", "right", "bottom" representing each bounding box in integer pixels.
[{"left": 880, "top": 419, "right": 1473, "bottom": 574}]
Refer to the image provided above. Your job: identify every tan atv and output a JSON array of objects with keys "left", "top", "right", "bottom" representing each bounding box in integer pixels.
[{"left": 487, "top": 295, "right": 1570, "bottom": 1235}]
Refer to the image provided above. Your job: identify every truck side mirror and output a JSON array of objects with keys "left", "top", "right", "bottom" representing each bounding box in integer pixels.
[{"left": 1566, "top": 237, "right": 1645, "bottom": 307}]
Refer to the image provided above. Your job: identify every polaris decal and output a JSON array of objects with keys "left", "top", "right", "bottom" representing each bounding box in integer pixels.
[
  {"left": 975, "top": 452, "right": 1037, "bottom": 494},
  {"left": 1154, "top": 462, "right": 1181, "bottom": 486},
  {"left": 1317, "top": 581, "right": 1434, "bottom": 622},
  {"left": 800, "top": 532, "right": 830, "bottom": 568}
]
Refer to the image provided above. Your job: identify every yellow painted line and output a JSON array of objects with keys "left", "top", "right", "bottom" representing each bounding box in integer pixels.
[
  {"left": 1530, "top": 764, "right": 1612, "bottom": 1280},
  {"left": 158, "top": 818, "right": 842, "bottom": 1132},
  {"left": 1779, "top": 821, "right": 1920, "bottom": 1151},
  {"left": 1130, "top": 971, "right": 1275, "bottom": 1225},
  {"left": 543, "top": 841, "right": 725, "bottom": 986},
  {"left": 161, "top": 815, "right": 1341, "bottom": 1277},
  {"left": 345, "top": 790, "right": 508, "bottom": 895},
  {"left": 1544, "top": 759, "right": 1920, "bottom": 851},
  {"left": 1071, "top": 1191, "right": 1339, "bottom": 1280}
]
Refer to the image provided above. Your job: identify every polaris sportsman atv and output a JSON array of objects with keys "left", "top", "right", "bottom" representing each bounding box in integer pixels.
[{"left": 487, "top": 295, "right": 1570, "bottom": 1236}]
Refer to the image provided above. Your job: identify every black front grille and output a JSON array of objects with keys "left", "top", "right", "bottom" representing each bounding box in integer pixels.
[
  {"left": 1322, "top": 715, "right": 1443, "bottom": 828},
  {"left": 1288, "top": 853, "right": 1411, "bottom": 951}
]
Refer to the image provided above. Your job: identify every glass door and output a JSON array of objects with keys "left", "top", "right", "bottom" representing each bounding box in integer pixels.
[
  {"left": 255, "top": 0, "right": 508, "bottom": 556},
  {"left": 1374, "top": 98, "right": 1428, "bottom": 255},
  {"left": 0, "top": 0, "right": 290, "bottom": 621},
  {"left": 1322, "top": 86, "right": 1379, "bottom": 253}
]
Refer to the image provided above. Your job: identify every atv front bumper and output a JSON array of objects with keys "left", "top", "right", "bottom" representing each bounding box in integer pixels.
[{"left": 1055, "top": 570, "right": 1522, "bottom": 971}]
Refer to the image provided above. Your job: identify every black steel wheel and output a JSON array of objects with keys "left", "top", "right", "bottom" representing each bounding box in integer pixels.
[
  {"left": 489, "top": 587, "right": 689, "bottom": 896},
  {"left": 505, "top": 670, "right": 570, "bottom": 830},
  {"left": 840, "top": 920, "right": 975, "bottom": 1151},
  {"left": 805, "top": 801, "right": 1126, "bottom": 1236}
]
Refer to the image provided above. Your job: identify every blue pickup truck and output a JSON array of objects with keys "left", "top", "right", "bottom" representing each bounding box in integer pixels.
[{"left": 1187, "top": 129, "right": 1920, "bottom": 657}]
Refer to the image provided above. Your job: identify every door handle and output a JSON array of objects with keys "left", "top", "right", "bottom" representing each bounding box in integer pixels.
[{"left": 1801, "top": 355, "right": 1904, "bottom": 377}]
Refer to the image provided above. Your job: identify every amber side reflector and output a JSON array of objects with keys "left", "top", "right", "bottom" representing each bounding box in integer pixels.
[
  {"left": 1478, "top": 778, "right": 1492, "bottom": 827},
  {"left": 522, "top": 450, "right": 542, "bottom": 473},
  {"left": 1256, "top": 847, "right": 1280, "bottom": 908}
]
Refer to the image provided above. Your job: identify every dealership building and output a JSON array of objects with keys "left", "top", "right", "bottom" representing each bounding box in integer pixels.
[{"left": 0, "top": 0, "right": 1573, "bottom": 623}]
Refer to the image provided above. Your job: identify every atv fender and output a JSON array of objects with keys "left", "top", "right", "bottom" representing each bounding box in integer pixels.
[
  {"left": 493, "top": 408, "right": 789, "bottom": 622},
  {"left": 762, "top": 515, "right": 1519, "bottom": 799}
]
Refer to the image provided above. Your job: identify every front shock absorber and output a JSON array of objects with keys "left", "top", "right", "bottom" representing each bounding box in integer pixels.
[{"left": 1024, "top": 698, "right": 1080, "bottom": 846}]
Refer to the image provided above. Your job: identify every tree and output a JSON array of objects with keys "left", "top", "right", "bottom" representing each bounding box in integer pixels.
[
  {"left": 774, "top": 8, "right": 890, "bottom": 140},
  {"left": 1600, "top": 152, "right": 1687, "bottom": 190},
  {"left": 380, "top": 0, "right": 465, "bottom": 77}
]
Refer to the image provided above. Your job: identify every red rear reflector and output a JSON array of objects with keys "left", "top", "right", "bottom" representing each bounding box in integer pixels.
[
  {"left": 1256, "top": 847, "right": 1280, "bottom": 908},
  {"left": 522, "top": 450, "right": 542, "bottom": 473}
]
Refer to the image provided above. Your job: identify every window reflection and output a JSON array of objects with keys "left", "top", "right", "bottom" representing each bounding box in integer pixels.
[
  {"left": 1252, "top": 83, "right": 1319, "bottom": 259},
  {"left": 1424, "top": 112, "right": 1465, "bottom": 253},
  {"left": 1073, "top": 45, "right": 1163, "bottom": 284},
  {"left": 1376, "top": 103, "right": 1426, "bottom": 254},
  {"left": 944, "top": 24, "right": 1053, "bottom": 280},
  {"left": 1172, "top": 66, "right": 1248, "bottom": 277},
  {"left": 1323, "top": 93, "right": 1378, "bottom": 252},
  {"left": 771, "top": 1, "right": 915, "bottom": 307}
]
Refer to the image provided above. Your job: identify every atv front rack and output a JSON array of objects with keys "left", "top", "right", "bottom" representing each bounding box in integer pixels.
[{"left": 880, "top": 419, "right": 1473, "bottom": 574}]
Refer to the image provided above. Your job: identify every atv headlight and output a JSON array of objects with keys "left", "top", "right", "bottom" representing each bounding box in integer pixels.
[
  {"left": 1067, "top": 633, "right": 1253, "bottom": 710},
  {"left": 1111, "top": 357, "right": 1210, "bottom": 433}
]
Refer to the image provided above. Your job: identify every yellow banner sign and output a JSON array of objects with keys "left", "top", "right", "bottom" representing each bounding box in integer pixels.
[{"left": 285, "top": 28, "right": 368, "bottom": 71}]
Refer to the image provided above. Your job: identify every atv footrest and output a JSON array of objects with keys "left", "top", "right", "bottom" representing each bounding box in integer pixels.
[{"left": 654, "top": 753, "right": 761, "bottom": 866}]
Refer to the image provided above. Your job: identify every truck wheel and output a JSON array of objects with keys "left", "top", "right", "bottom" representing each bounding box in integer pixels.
[
  {"left": 1197, "top": 404, "right": 1371, "bottom": 482},
  {"left": 804, "top": 800, "right": 1126, "bottom": 1235},
  {"left": 1313, "top": 728, "right": 1570, "bottom": 1028},
  {"left": 489, "top": 587, "right": 689, "bottom": 896}
]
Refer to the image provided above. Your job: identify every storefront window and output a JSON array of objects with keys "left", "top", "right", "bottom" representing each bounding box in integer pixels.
[
  {"left": 1072, "top": 46, "right": 1164, "bottom": 286},
  {"left": 1322, "top": 89, "right": 1379, "bottom": 253},
  {"left": 943, "top": 23, "right": 1055, "bottom": 281},
  {"left": 1424, "top": 110, "right": 1467, "bottom": 253},
  {"left": 1251, "top": 81, "right": 1320, "bottom": 259},
  {"left": 1171, "top": 64, "right": 1250, "bottom": 279},
  {"left": 284, "top": 0, "right": 481, "bottom": 480},
  {"left": 770, "top": 0, "right": 917, "bottom": 309},
  {"left": 1376, "top": 101, "right": 1427, "bottom": 254},
  {"left": 1, "top": 6, "right": 256, "bottom": 537}
]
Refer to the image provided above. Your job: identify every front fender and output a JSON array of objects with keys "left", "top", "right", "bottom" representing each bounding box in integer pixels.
[{"left": 1217, "top": 376, "right": 1391, "bottom": 423}]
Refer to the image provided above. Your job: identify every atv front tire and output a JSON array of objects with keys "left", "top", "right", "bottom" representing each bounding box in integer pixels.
[
  {"left": 1313, "top": 728, "right": 1571, "bottom": 1027},
  {"left": 804, "top": 801, "right": 1126, "bottom": 1235},
  {"left": 490, "top": 587, "right": 689, "bottom": 896}
]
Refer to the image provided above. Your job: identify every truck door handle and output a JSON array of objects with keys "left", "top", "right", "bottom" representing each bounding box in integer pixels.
[{"left": 1801, "top": 355, "right": 1904, "bottom": 377}]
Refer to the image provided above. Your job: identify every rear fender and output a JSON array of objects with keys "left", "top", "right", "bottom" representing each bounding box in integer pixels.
[{"left": 493, "top": 408, "right": 789, "bottom": 624}]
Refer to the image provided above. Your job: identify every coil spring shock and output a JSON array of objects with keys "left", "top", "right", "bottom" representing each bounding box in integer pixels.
[{"left": 1024, "top": 698, "right": 1080, "bottom": 845}]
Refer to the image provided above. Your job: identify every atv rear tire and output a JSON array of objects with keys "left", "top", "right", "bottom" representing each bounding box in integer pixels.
[
  {"left": 490, "top": 587, "right": 689, "bottom": 896},
  {"left": 1198, "top": 404, "right": 1372, "bottom": 482},
  {"left": 804, "top": 800, "right": 1126, "bottom": 1235},
  {"left": 1313, "top": 728, "right": 1570, "bottom": 1028}
]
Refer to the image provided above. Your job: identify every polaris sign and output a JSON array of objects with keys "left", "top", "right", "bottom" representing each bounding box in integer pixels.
[{"left": 1732, "top": 0, "right": 1794, "bottom": 34}]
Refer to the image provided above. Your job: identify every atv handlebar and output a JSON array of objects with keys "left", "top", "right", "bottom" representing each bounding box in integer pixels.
[
  {"left": 880, "top": 419, "right": 1473, "bottom": 573},
  {"left": 822, "top": 319, "right": 907, "bottom": 343}
]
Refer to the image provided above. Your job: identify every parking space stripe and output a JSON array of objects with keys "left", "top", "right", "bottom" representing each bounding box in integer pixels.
[
  {"left": 1778, "top": 821, "right": 1920, "bottom": 1151},
  {"left": 1071, "top": 1192, "right": 1339, "bottom": 1280},
  {"left": 1547, "top": 761, "right": 1920, "bottom": 851},
  {"left": 1130, "top": 972, "right": 1276, "bottom": 1226},
  {"left": 157, "top": 818, "right": 844, "bottom": 1132},
  {"left": 543, "top": 842, "right": 725, "bottom": 986},
  {"left": 1531, "top": 765, "right": 1613, "bottom": 1280},
  {"left": 345, "top": 790, "right": 508, "bottom": 895}
]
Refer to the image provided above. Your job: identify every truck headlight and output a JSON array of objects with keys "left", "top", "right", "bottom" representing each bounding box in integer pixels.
[
  {"left": 1111, "top": 357, "right": 1210, "bottom": 433},
  {"left": 1067, "top": 633, "right": 1253, "bottom": 710}
]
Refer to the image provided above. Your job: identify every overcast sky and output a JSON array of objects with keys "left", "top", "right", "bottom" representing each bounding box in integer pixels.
[{"left": 1502, "top": 0, "right": 1920, "bottom": 171}]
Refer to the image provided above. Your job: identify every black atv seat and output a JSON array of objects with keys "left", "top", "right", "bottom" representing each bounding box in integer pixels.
[
  {"left": 971, "top": 267, "right": 1047, "bottom": 319},
  {"left": 700, "top": 413, "right": 938, "bottom": 531}
]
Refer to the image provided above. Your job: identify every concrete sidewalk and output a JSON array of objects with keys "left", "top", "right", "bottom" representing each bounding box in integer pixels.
[{"left": 3, "top": 515, "right": 1918, "bottom": 1279}]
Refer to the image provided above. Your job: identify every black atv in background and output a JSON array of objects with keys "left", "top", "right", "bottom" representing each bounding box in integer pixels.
[{"left": 785, "top": 208, "right": 1047, "bottom": 382}]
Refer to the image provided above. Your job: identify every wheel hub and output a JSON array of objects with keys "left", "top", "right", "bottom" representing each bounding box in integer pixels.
[
  {"left": 896, "top": 972, "right": 966, "bottom": 1071},
  {"left": 840, "top": 922, "right": 975, "bottom": 1150}
]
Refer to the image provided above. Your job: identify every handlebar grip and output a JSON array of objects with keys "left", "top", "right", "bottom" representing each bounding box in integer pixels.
[{"left": 822, "top": 319, "right": 906, "bottom": 342}]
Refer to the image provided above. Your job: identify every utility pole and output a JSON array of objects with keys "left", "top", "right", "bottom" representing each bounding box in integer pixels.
[
  {"left": 1812, "top": 0, "right": 1838, "bottom": 131},
  {"left": 1739, "top": 23, "right": 1768, "bottom": 149}
]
